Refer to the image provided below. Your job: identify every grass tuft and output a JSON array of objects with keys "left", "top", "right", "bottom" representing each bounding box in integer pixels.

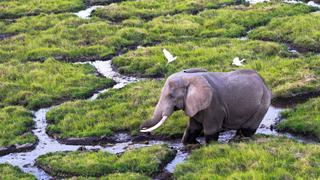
[
  {"left": 277, "top": 97, "right": 320, "bottom": 141},
  {"left": 36, "top": 145, "right": 175, "bottom": 177},
  {"left": 0, "top": 164, "right": 36, "bottom": 180},
  {"left": 174, "top": 137, "right": 320, "bottom": 179},
  {"left": 0, "top": 58, "right": 114, "bottom": 109},
  {"left": 249, "top": 13, "right": 320, "bottom": 53},
  {"left": 0, "top": 106, "right": 36, "bottom": 147}
]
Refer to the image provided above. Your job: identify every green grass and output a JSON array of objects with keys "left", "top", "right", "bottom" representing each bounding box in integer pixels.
[
  {"left": 0, "top": 13, "right": 77, "bottom": 35},
  {"left": 0, "top": 13, "right": 148, "bottom": 63},
  {"left": 46, "top": 80, "right": 188, "bottom": 138},
  {"left": 174, "top": 137, "right": 320, "bottom": 179},
  {"left": 0, "top": 106, "right": 36, "bottom": 147},
  {"left": 93, "top": 0, "right": 236, "bottom": 22},
  {"left": 0, "top": 2, "right": 315, "bottom": 63},
  {"left": 277, "top": 97, "right": 320, "bottom": 141},
  {"left": 0, "top": 58, "right": 114, "bottom": 109},
  {"left": 0, "top": 164, "right": 36, "bottom": 180},
  {"left": 249, "top": 13, "right": 320, "bottom": 53},
  {"left": 36, "top": 145, "right": 175, "bottom": 177},
  {"left": 113, "top": 38, "right": 290, "bottom": 77},
  {"left": 0, "top": 0, "right": 85, "bottom": 19},
  {"left": 143, "top": 2, "right": 315, "bottom": 42},
  {"left": 67, "top": 173, "right": 150, "bottom": 180}
]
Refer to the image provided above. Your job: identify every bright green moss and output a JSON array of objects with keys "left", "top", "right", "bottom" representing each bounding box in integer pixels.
[
  {"left": 93, "top": 0, "right": 236, "bottom": 21},
  {"left": 0, "top": 164, "right": 36, "bottom": 180},
  {"left": 174, "top": 137, "right": 320, "bottom": 179},
  {"left": 249, "top": 13, "right": 320, "bottom": 53},
  {"left": 0, "top": 106, "right": 36, "bottom": 147},
  {"left": 277, "top": 97, "right": 320, "bottom": 141},
  {"left": 0, "top": 0, "right": 85, "bottom": 19},
  {"left": 46, "top": 80, "right": 188, "bottom": 138},
  {"left": 0, "top": 59, "right": 114, "bottom": 109},
  {"left": 36, "top": 145, "right": 175, "bottom": 177},
  {"left": 67, "top": 173, "right": 150, "bottom": 180}
]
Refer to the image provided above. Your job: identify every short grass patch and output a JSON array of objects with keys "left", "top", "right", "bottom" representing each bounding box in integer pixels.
[
  {"left": 36, "top": 145, "right": 175, "bottom": 177},
  {"left": 277, "top": 97, "right": 320, "bottom": 141},
  {"left": 46, "top": 80, "right": 188, "bottom": 138},
  {"left": 174, "top": 137, "right": 320, "bottom": 179},
  {"left": 0, "top": 14, "right": 148, "bottom": 63},
  {"left": 0, "top": 0, "right": 85, "bottom": 19},
  {"left": 0, "top": 106, "right": 36, "bottom": 148},
  {"left": 93, "top": 0, "right": 236, "bottom": 22},
  {"left": 143, "top": 2, "right": 315, "bottom": 42},
  {"left": 112, "top": 38, "right": 290, "bottom": 77},
  {"left": 0, "top": 163, "right": 36, "bottom": 180},
  {"left": 67, "top": 173, "right": 150, "bottom": 180},
  {"left": 249, "top": 13, "right": 320, "bottom": 53},
  {"left": 0, "top": 59, "right": 114, "bottom": 109}
]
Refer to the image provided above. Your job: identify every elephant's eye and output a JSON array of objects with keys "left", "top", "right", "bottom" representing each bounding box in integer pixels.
[{"left": 168, "top": 93, "right": 174, "bottom": 99}]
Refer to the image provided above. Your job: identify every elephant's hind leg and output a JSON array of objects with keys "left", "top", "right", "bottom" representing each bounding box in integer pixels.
[
  {"left": 237, "top": 101, "right": 269, "bottom": 137},
  {"left": 182, "top": 118, "right": 203, "bottom": 145}
]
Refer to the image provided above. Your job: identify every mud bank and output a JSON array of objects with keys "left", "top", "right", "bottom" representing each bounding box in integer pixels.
[
  {"left": 0, "top": 143, "right": 37, "bottom": 157},
  {"left": 0, "top": 33, "right": 15, "bottom": 40}
]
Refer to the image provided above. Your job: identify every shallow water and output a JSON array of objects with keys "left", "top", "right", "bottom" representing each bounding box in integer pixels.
[{"left": 74, "top": 5, "right": 103, "bottom": 19}]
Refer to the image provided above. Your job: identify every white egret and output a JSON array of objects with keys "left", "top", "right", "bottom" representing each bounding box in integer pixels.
[
  {"left": 163, "top": 49, "right": 177, "bottom": 63},
  {"left": 232, "top": 57, "right": 246, "bottom": 67}
]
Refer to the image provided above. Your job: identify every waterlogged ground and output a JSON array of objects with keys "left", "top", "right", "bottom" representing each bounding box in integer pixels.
[{"left": 1, "top": 0, "right": 320, "bottom": 179}]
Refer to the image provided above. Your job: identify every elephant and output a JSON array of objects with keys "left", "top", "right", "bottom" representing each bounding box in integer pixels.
[{"left": 140, "top": 68, "right": 271, "bottom": 144}]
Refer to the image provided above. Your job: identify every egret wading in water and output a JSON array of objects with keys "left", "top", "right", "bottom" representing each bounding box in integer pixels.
[
  {"left": 163, "top": 49, "right": 177, "bottom": 64},
  {"left": 232, "top": 57, "right": 246, "bottom": 66}
]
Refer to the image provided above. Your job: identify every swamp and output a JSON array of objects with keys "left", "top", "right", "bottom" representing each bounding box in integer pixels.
[{"left": 0, "top": 0, "right": 320, "bottom": 179}]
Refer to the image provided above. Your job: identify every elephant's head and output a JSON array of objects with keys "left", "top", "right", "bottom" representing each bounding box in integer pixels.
[{"left": 140, "top": 69, "right": 213, "bottom": 132}]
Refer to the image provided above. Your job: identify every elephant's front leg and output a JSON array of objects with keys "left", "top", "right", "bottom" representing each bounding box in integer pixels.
[{"left": 182, "top": 118, "right": 203, "bottom": 145}]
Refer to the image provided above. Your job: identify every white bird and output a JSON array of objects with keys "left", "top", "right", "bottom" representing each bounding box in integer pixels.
[
  {"left": 163, "top": 48, "right": 177, "bottom": 63},
  {"left": 232, "top": 57, "right": 246, "bottom": 66}
]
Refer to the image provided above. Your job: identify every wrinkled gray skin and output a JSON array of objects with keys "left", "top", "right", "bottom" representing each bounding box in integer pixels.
[{"left": 140, "top": 68, "right": 271, "bottom": 144}]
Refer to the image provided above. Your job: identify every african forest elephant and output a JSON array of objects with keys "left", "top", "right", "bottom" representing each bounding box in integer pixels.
[{"left": 140, "top": 68, "right": 271, "bottom": 144}]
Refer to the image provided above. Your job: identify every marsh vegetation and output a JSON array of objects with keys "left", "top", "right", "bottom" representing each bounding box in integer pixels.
[{"left": 0, "top": 0, "right": 320, "bottom": 179}]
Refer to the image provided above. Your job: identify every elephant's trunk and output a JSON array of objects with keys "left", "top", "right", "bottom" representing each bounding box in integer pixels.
[{"left": 140, "top": 98, "right": 173, "bottom": 132}]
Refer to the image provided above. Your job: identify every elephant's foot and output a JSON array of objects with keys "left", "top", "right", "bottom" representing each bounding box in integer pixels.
[
  {"left": 236, "top": 128, "right": 257, "bottom": 137},
  {"left": 182, "top": 129, "right": 202, "bottom": 145},
  {"left": 204, "top": 133, "right": 219, "bottom": 144}
]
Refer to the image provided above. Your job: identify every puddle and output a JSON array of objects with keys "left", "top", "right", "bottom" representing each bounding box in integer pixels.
[{"left": 74, "top": 6, "right": 103, "bottom": 19}]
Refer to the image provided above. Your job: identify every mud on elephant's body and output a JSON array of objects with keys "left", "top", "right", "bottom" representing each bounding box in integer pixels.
[{"left": 140, "top": 68, "right": 271, "bottom": 144}]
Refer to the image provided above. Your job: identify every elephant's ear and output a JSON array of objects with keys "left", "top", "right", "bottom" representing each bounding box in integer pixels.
[{"left": 185, "top": 76, "right": 213, "bottom": 117}]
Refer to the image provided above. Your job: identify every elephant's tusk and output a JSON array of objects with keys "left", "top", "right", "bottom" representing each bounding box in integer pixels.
[{"left": 140, "top": 116, "right": 168, "bottom": 132}]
